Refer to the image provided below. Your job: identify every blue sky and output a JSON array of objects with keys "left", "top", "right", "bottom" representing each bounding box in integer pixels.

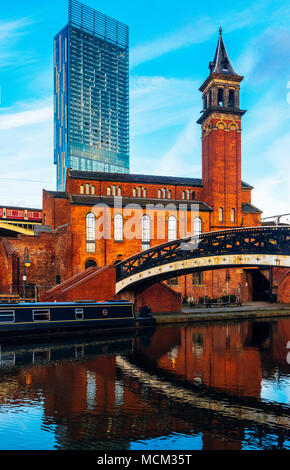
[{"left": 0, "top": 0, "right": 289, "bottom": 217}]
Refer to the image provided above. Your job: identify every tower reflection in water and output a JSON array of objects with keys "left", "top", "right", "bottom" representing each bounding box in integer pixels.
[{"left": 0, "top": 320, "right": 289, "bottom": 450}]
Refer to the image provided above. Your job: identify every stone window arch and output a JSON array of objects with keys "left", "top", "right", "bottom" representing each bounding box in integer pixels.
[
  {"left": 85, "top": 259, "right": 97, "bottom": 270},
  {"left": 219, "top": 207, "right": 224, "bottom": 222}
]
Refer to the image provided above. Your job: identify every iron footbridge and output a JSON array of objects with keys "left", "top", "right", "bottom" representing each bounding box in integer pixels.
[{"left": 115, "top": 226, "right": 290, "bottom": 293}]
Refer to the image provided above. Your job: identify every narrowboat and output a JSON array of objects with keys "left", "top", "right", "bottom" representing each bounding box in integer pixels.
[{"left": 0, "top": 300, "right": 139, "bottom": 342}]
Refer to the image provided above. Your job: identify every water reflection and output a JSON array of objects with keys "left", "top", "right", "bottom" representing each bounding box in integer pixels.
[{"left": 0, "top": 319, "right": 289, "bottom": 450}]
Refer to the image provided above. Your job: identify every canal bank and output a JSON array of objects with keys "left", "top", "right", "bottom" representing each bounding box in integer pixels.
[{"left": 151, "top": 302, "right": 290, "bottom": 325}]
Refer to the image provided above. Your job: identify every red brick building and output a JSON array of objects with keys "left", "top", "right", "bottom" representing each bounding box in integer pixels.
[{"left": 0, "top": 30, "right": 289, "bottom": 305}]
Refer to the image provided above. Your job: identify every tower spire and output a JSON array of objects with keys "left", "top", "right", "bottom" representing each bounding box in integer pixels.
[{"left": 209, "top": 28, "right": 237, "bottom": 75}]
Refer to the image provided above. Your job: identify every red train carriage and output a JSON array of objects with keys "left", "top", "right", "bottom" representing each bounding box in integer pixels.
[{"left": 0, "top": 207, "right": 42, "bottom": 223}]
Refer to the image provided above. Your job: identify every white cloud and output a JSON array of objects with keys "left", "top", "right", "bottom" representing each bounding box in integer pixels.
[
  {"left": 130, "top": 18, "right": 216, "bottom": 68},
  {"left": 0, "top": 99, "right": 55, "bottom": 207},
  {"left": 130, "top": 1, "right": 270, "bottom": 69},
  {"left": 250, "top": 131, "right": 290, "bottom": 217},
  {"left": 0, "top": 18, "right": 32, "bottom": 41},
  {"left": 156, "top": 120, "right": 201, "bottom": 177},
  {"left": 130, "top": 75, "right": 199, "bottom": 136},
  {"left": 0, "top": 17, "right": 33, "bottom": 68},
  {"left": 0, "top": 102, "right": 52, "bottom": 130}
]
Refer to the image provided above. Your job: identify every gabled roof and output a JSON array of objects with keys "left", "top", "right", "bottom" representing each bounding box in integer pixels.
[
  {"left": 67, "top": 170, "right": 252, "bottom": 190},
  {"left": 68, "top": 170, "right": 203, "bottom": 187},
  {"left": 209, "top": 28, "right": 238, "bottom": 76},
  {"left": 242, "top": 202, "right": 263, "bottom": 214}
]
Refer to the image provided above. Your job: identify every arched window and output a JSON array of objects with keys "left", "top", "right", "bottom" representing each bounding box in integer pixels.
[
  {"left": 192, "top": 191, "right": 195, "bottom": 200},
  {"left": 194, "top": 217, "right": 202, "bottom": 236},
  {"left": 85, "top": 184, "right": 90, "bottom": 195},
  {"left": 231, "top": 208, "right": 235, "bottom": 222},
  {"left": 80, "top": 185, "right": 84, "bottom": 194},
  {"left": 158, "top": 189, "right": 161, "bottom": 198},
  {"left": 117, "top": 187, "right": 122, "bottom": 196},
  {"left": 91, "top": 185, "right": 95, "bottom": 195},
  {"left": 133, "top": 188, "right": 137, "bottom": 197},
  {"left": 168, "top": 189, "right": 172, "bottom": 199},
  {"left": 162, "top": 188, "right": 166, "bottom": 198},
  {"left": 219, "top": 207, "right": 223, "bottom": 222},
  {"left": 138, "top": 186, "right": 142, "bottom": 197},
  {"left": 85, "top": 259, "right": 97, "bottom": 270},
  {"left": 168, "top": 216, "right": 177, "bottom": 241},
  {"left": 182, "top": 191, "right": 185, "bottom": 200},
  {"left": 142, "top": 215, "right": 150, "bottom": 251},
  {"left": 114, "top": 214, "right": 123, "bottom": 241},
  {"left": 86, "top": 213, "right": 95, "bottom": 252},
  {"left": 143, "top": 188, "right": 147, "bottom": 198},
  {"left": 107, "top": 187, "right": 111, "bottom": 196}
]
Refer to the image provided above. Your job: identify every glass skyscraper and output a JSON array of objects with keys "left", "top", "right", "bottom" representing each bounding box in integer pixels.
[{"left": 54, "top": 0, "right": 130, "bottom": 191}]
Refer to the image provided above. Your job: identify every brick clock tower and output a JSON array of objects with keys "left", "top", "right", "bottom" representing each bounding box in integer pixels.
[{"left": 197, "top": 28, "right": 246, "bottom": 230}]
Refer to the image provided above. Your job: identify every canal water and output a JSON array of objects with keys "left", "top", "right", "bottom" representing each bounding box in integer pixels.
[{"left": 0, "top": 316, "right": 289, "bottom": 451}]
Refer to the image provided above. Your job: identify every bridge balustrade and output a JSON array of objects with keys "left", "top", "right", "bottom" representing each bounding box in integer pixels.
[{"left": 116, "top": 227, "right": 290, "bottom": 283}]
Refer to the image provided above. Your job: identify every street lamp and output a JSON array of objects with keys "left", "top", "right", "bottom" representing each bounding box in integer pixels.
[{"left": 23, "top": 247, "right": 31, "bottom": 300}]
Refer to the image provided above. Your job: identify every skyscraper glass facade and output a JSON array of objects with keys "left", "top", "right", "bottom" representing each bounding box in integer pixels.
[{"left": 54, "top": 0, "right": 130, "bottom": 191}]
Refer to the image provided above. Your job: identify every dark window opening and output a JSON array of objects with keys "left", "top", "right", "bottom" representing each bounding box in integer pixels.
[
  {"left": 75, "top": 308, "right": 84, "bottom": 320},
  {"left": 192, "top": 272, "right": 204, "bottom": 285},
  {"left": 218, "top": 89, "right": 224, "bottom": 107},
  {"left": 167, "top": 277, "right": 178, "bottom": 286},
  {"left": 85, "top": 259, "right": 97, "bottom": 269},
  {"left": 228, "top": 89, "right": 235, "bottom": 108},
  {"left": 33, "top": 310, "right": 50, "bottom": 322},
  {"left": 0, "top": 311, "right": 15, "bottom": 323}
]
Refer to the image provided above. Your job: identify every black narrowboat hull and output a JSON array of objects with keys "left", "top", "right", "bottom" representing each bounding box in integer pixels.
[{"left": 0, "top": 301, "right": 137, "bottom": 342}]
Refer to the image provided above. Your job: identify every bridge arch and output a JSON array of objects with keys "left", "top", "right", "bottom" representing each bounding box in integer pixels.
[{"left": 115, "top": 227, "right": 290, "bottom": 294}]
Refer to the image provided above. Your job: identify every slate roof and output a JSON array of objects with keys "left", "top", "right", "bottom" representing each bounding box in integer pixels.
[
  {"left": 68, "top": 170, "right": 203, "bottom": 187},
  {"left": 242, "top": 202, "right": 263, "bottom": 214},
  {"left": 68, "top": 170, "right": 252, "bottom": 190},
  {"left": 209, "top": 28, "right": 238, "bottom": 76}
]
